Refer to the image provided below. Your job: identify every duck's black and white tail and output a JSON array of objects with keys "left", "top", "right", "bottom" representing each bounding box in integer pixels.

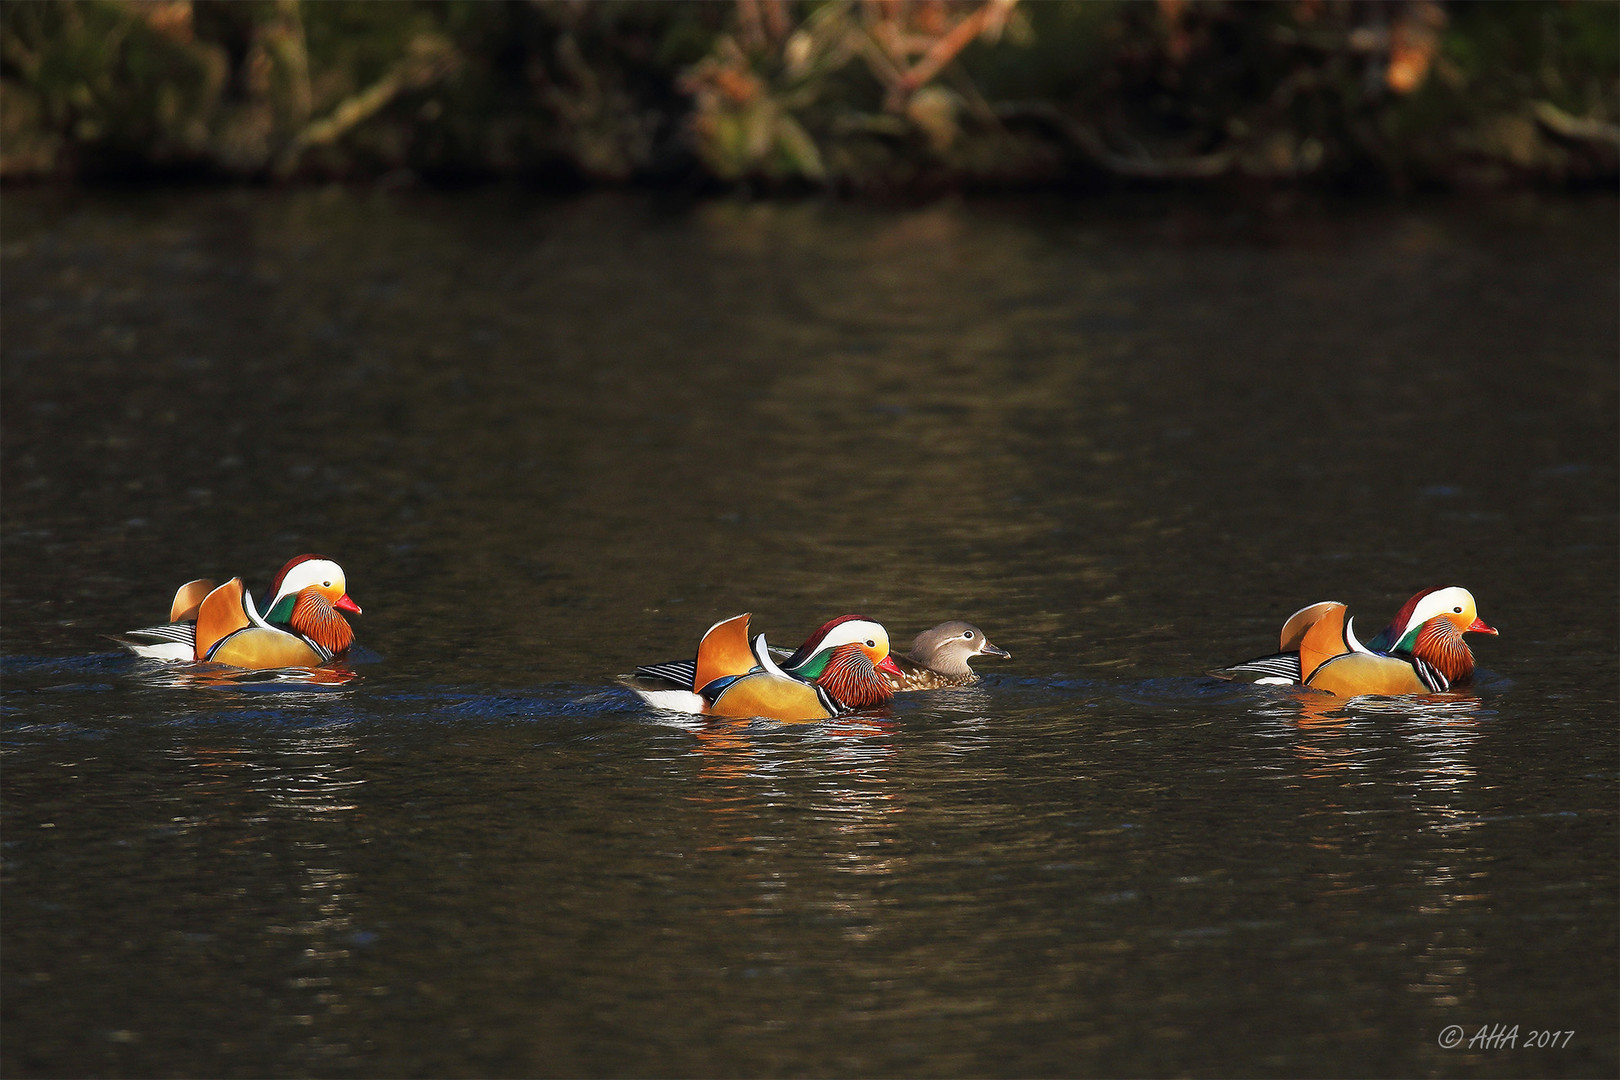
[
  {"left": 634, "top": 659, "right": 698, "bottom": 688},
  {"left": 115, "top": 622, "right": 196, "bottom": 662},
  {"left": 1209, "top": 651, "right": 1301, "bottom": 685}
]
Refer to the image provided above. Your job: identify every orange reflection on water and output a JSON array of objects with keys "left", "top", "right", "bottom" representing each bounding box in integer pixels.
[
  {"left": 130, "top": 662, "right": 359, "bottom": 691},
  {"left": 162, "top": 730, "right": 369, "bottom": 1067},
  {"left": 680, "top": 711, "right": 905, "bottom": 937},
  {"left": 685, "top": 716, "right": 761, "bottom": 783},
  {"left": 1272, "top": 690, "right": 1484, "bottom": 779},
  {"left": 1258, "top": 688, "right": 1489, "bottom": 1023}
]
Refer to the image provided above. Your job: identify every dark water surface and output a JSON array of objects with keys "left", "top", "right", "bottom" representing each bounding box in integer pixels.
[{"left": 3, "top": 189, "right": 1616, "bottom": 1077}]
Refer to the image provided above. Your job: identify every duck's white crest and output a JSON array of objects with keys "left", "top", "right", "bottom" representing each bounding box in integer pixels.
[{"left": 271, "top": 558, "right": 346, "bottom": 605}]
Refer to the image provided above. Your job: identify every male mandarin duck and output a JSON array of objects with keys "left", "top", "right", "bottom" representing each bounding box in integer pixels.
[
  {"left": 886, "top": 621, "right": 1010, "bottom": 691},
  {"left": 118, "top": 555, "right": 361, "bottom": 669},
  {"left": 634, "top": 618, "right": 1009, "bottom": 697},
  {"left": 1212, "top": 586, "right": 1498, "bottom": 696},
  {"left": 625, "top": 613, "right": 903, "bottom": 721}
]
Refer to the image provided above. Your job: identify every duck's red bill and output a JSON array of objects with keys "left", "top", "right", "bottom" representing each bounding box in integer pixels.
[
  {"left": 335, "top": 594, "right": 362, "bottom": 614},
  {"left": 1468, "top": 617, "right": 1497, "bottom": 635},
  {"left": 877, "top": 655, "right": 903, "bottom": 678}
]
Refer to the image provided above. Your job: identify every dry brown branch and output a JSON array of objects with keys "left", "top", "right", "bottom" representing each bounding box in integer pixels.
[
  {"left": 876, "top": 0, "right": 1017, "bottom": 111},
  {"left": 273, "top": 36, "right": 456, "bottom": 176},
  {"left": 735, "top": 0, "right": 765, "bottom": 51},
  {"left": 1532, "top": 101, "right": 1620, "bottom": 147},
  {"left": 887, "top": 0, "right": 1016, "bottom": 107},
  {"left": 995, "top": 101, "right": 1234, "bottom": 179}
]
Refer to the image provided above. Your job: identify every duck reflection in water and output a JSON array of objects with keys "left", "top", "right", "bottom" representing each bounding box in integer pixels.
[
  {"left": 1251, "top": 691, "right": 1488, "bottom": 1018},
  {"left": 683, "top": 714, "right": 903, "bottom": 934},
  {"left": 1284, "top": 687, "right": 1483, "bottom": 730},
  {"left": 162, "top": 731, "right": 372, "bottom": 1068},
  {"left": 685, "top": 714, "right": 898, "bottom": 782},
  {"left": 1251, "top": 689, "right": 1483, "bottom": 778},
  {"left": 131, "top": 663, "right": 360, "bottom": 691}
]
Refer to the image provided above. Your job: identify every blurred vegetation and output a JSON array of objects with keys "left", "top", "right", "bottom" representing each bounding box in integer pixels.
[{"left": 2, "top": 0, "right": 1615, "bottom": 191}]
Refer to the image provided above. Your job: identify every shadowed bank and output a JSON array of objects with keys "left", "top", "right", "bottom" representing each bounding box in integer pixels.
[{"left": 2, "top": 1, "right": 1615, "bottom": 192}]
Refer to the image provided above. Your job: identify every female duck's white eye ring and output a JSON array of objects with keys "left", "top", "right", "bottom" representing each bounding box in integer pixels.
[{"left": 964, "top": 630, "right": 975, "bottom": 639}]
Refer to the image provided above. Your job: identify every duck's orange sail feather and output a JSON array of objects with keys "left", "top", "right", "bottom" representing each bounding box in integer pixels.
[
  {"left": 169, "top": 579, "right": 216, "bottom": 623},
  {"left": 1278, "top": 601, "right": 1341, "bottom": 652},
  {"left": 1297, "top": 602, "right": 1352, "bottom": 683},
  {"left": 194, "top": 579, "right": 253, "bottom": 660},
  {"left": 694, "top": 614, "right": 757, "bottom": 692}
]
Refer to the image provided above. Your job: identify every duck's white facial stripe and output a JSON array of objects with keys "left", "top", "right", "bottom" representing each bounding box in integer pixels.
[
  {"left": 1405, "top": 587, "right": 1473, "bottom": 634},
  {"left": 273, "top": 559, "right": 345, "bottom": 604},
  {"left": 813, "top": 620, "right": 889, "bottom": 657}
]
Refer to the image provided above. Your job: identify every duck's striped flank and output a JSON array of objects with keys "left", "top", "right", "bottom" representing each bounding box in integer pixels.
[{"left": 1413, "top": 656, "right": 1450, "bottom": 693}]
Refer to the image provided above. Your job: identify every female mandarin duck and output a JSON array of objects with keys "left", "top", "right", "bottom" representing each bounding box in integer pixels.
[
  {"left": 886, "top": 621, "right": 1010, "bottom": 691},
  {"left": 118, "top": 555, "right": 361, "bottom": 669},
  {"left": 625, "top": 613, "right": 903, "bottom": 721},
  {"left": 1212, "top": 586, "right": 1497, "bottom": 696}
]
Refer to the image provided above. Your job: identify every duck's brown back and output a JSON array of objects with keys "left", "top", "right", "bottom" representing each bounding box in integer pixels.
[{"left": 886, "top": 653, "right": 978, "bottom": 692}]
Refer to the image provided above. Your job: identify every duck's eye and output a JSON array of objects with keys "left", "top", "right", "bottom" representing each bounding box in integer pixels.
[
  {"left": 323, "top": 581, "right": 332, "bottom": 588},
  {"left": 964, "top": 630, "right": 975, "bottom": 639},
  {"left": 865, "top": 640, "right": 875, "bottom": 648},
  {"left": 1453, "top": 606, "right": 1462, "bottom": 613}
]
